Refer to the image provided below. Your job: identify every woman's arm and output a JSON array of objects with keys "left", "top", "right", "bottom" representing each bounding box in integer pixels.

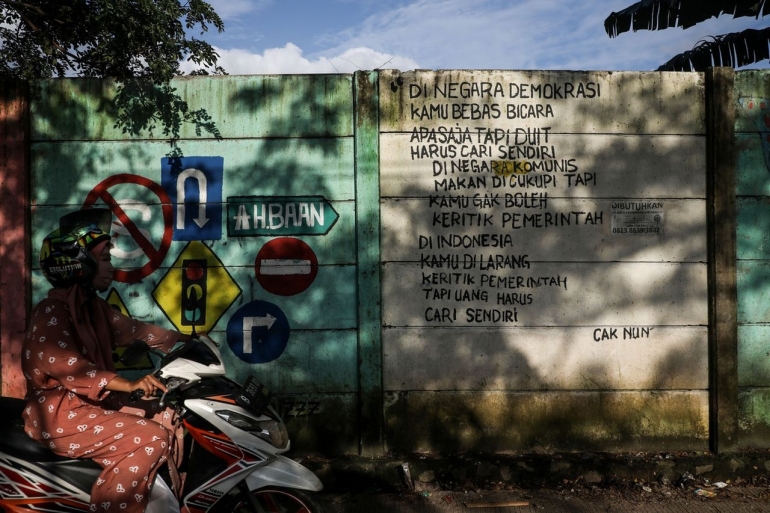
[
  {"left": 105, "top": 373, "right": 167, "bottom": 398},
  {"left": 25, "top": 299, "right": 118, "bottom": 401}
]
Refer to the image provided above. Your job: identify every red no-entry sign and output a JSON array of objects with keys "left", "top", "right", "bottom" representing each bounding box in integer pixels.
[{"left": 255, "top": 238, "right": 318, "bottom": 296}]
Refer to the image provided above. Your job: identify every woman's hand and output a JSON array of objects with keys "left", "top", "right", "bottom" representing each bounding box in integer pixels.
[
  {"left": 107, "top": 374, "right": 167, "bottom": 399},
  {"left": 131, "top": 374, "right": 167, "bottom": 399}
]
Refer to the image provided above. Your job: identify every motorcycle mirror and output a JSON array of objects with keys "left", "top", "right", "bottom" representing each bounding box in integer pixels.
[{"left": 119, "top": 340, "right": 152, "bottom": 367}]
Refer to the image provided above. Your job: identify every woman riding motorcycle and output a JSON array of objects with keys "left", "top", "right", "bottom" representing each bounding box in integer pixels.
[{"left": 21, "top": 208, "right": 194, "bottom": 513}]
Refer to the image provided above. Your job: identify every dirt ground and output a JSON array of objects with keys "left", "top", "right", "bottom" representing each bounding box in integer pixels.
[
  {"left": 312, "top": 453, "right": 770, "bottom": 512},
  {"left": 324, "top": 483, "right": 770, "bottom": 512}
]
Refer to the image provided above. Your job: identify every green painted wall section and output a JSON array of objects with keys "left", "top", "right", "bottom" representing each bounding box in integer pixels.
[
  {"left": 31, "top": 75, "right": 353, "bottom": 140},
  {"left": 28, "top": 74, "right": 362, "bottom": 454},
  {"left": 32, "top": 139, "right": 356, "bottom": 202},
  {"left": 735, "top": 70, "right": 770, "bottom": 446},
  {"left": 353, "top": 71, "right": 383, "bottom": 455}
]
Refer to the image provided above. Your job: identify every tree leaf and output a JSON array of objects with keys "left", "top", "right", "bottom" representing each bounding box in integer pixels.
[
  {"left": 657, "top": 27, "right": 770, "bottom": 69},
  {"left": 606, "top": 0, "right": 770, "bottom": 37},
  {"left": 0, "top": 0, "right": 225, "bottom": 155}
]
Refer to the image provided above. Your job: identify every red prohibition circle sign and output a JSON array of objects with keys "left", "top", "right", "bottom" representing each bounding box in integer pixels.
[
  {"left": 83, "top": 174, "right": 173, "bottom": 284},
  {"left": 255, "top": 237, "right": 318, "bottom": 296}
]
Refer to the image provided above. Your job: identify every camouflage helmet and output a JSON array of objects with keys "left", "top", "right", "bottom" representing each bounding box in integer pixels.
[{"left": 39, "top": 209, "right": 112, "bottom": 288}]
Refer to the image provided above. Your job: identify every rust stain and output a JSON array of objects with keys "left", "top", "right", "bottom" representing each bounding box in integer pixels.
[{"left": 0, "top": 80, "right": 30, "bottom": 399}]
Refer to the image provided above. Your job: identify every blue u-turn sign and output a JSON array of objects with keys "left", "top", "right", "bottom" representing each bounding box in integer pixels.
[{"left": 161, "top": 157, "right": 223, "bottom": 241}]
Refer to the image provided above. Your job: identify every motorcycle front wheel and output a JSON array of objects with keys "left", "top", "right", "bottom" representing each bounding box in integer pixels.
[{"left": 232, "top": 486, "right": 328, "bottom": 513}]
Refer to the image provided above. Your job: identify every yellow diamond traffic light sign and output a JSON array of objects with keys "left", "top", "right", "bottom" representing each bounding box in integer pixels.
[{"left": 153, "top": 241, "right": 242, "bottom": 334}]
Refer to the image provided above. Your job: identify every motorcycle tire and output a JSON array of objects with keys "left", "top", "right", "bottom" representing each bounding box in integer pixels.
[{"left": 232, "top": 486, "right": 329, "bottom": 513}]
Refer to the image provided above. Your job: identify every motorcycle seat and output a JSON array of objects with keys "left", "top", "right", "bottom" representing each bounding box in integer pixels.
[{"left": 0, "top": 396, "right": 74, "bottom": 463}]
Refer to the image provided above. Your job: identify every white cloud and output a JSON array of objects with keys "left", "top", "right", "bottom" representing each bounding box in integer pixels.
[
  {"left": 311, "top": 0, "right": 770, "bottom": 72},
  {"left": 182, "top": 43, "right": 420, "bottom": 75},
  {"left": 316, "top": 0, "right": 576, "bottom": 69},
  {"left": 187, "top": 0, "right": 770, "bottom": 74},
  {"left": 328, "top": 47, "right": 421, "bottom": 72}
]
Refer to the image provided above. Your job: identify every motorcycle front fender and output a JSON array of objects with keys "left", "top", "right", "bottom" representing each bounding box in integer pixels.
[{"left": 244, "top": 455, "right": 323, "bottom": 492}]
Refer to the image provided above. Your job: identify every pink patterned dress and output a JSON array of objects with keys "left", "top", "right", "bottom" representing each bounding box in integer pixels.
[{"left": 22, "top": 293, "right": 181, "bottom": 513}]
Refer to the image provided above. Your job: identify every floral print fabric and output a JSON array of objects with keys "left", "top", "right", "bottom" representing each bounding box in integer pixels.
[{"left": 22, "top": 296, "right": 181, "bottom": 513}]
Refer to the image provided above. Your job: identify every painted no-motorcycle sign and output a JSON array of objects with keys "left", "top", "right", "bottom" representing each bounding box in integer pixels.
[{"left": 83, "top": 174, "right": 173, "bottom": 283}]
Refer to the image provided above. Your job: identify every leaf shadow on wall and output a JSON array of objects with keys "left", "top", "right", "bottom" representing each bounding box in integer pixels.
[
  {"left": 27, "top": 75, "right": 360, "bottom": 454},
  {"left": 209, "top": 75, "right": 360, "bottom": 454},
  {"left": 380, "top": 72, "right": 710, "bottom": 453},
  {"left": 733, "top": 99, "right": 770, "bottom": 444}
]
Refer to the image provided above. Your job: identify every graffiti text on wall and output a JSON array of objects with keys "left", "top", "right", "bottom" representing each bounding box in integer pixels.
[
  {"left": 227, "top": 196, "right": 339, "bottom": 236},
  {"left": 402, "top": 77, "right": 605, "bottom": 326},
  {"left": 407, "top": 80, "right": 601, "bottom": 121}
]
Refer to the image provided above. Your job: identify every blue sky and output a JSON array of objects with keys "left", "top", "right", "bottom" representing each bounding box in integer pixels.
[{"left": 188, "top": 0, "right": 770, "bottom": 74}]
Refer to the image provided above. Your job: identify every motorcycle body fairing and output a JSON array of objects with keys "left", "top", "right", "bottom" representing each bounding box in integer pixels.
[
  {"left": 0, "top": 337, "right": 324, "bottom": 512},
  {"left": 0, "top": 454, "right": 95, "bottom": 512}
]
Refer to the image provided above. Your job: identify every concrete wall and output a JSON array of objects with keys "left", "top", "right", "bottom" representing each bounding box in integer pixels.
[
  {"left": 735, "top": 71, "right": 770, "bottom": 447},
  {"left": 379, "top": 70, "right": 709, "bottom": 452},
  {"left": 0, "top": 80, "right": 29, "bottom": 400},
  {"left": 23, "top": 76, "right": 366, "bottom": 454},
  {"left": 0, "top": 69, "right": 766, "bottom": 455}
]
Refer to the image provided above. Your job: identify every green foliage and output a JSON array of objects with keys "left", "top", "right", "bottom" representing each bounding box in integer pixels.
[
  {"left": 605, "top": 0, "right": 770, "bottom": 71},
  {"left": 0, "top": 0, "right": 225, "bottom": 152},
  {"left": 114, "top": 79, "right": 222, "bottom": 157}
]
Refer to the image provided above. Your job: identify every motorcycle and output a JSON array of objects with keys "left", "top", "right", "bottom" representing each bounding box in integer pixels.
[{"left": 0, "top": 335, "right": 328, "bottom": 513}]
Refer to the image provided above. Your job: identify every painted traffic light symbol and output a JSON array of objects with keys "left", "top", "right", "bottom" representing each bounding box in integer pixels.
[
  {"left": 153, "top": 242, "right": 241, "bottom": 335},
  {"left": 182, "top": 259, "right": 207, "bottom": 327}
]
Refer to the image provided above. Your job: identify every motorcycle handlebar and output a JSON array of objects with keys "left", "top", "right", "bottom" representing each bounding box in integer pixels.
[
  {"left": 127, "top": 373, "right": 166, "bottom": 403},
  {"left": 128, "top": 389, "right": 145, "bottom": 402}
]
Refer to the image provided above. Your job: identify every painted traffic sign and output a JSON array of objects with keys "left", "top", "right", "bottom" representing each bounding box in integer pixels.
[
  {"left": 162, "top": 157, "right": 223, "bottom": 241},
  {"left": 152, "top": 241, "right": 241, "bottom": 334},
  {"left": 83, "top": 174, "right": 173, "bottom": 283},
  {"left": 227, "top": 196, "right": 338, "bottom": 236},
  {"left": 106, "top": 288, "right": 131, "bottom": 317},
  {"left": 227, "top": 300, "right": 290, "bottom": 364},
  {"left": 255, "top": 237, "right": 318, "bottom": 296},
  {"left": 105, "top": 288, "right": 154, "bottom": 371}
]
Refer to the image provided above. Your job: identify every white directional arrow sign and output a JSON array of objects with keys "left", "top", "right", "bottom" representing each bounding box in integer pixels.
[
  {"left": 227, "top": 300, "right": 289, "bottom": 364},
  {"left": 162, "top": 156, "right": 223, "bottom": 241},
  {"left": 242, "top": 314, "right": 277, "bottom": 354},
  {"left": 227, "top": 196, "right": 339, "bottom": 236},
  {"left": 177, "top": 168, "right": 210, "bottom": 229}
]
